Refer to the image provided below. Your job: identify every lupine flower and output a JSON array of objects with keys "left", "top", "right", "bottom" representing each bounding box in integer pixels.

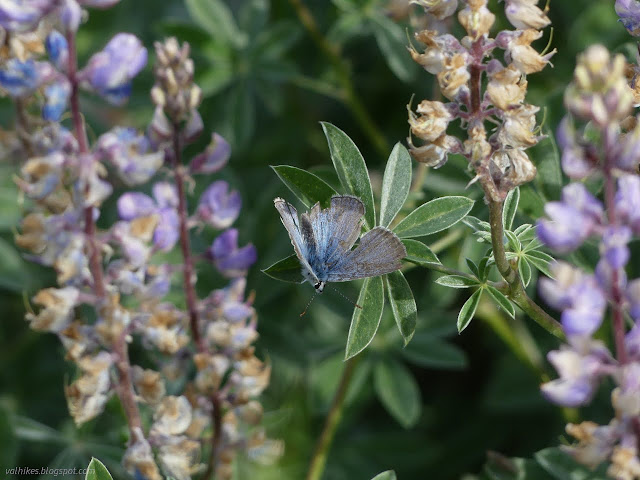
[
  {"left": 616, "top": 0, "right": 640, "bottom": 36},
  {"left": 190, "top": 132, "right": 230, "bottom": 174},
  {"left": 504, "top": 0, "right": 550, "bottom": 30},
  {"left": 615, "top": 175, "right": 640, "bottom": 234},
  {"left": 210, "top": 229, "right": 257, "bottom": 278},
  {"left": 410, "top": 0, "right": 458, "bottom": 20},
  {"left": 45, "top": 30, "right": 68, "bottom": 71},
  {"left": 43, "top": 81, "right": 70, "bottom": 121},
  {"left": 97, "top": 127, "right": 163, "bottom": 185},
  {"left": 0, "top": 58, "right": 53, "bottom": 97},
  {"left": 196, "top": 180, "right": 241, "bottom": 229},
  {"left": 537, "top": 183, "right": 603, "bottom": 253},
  {"left": 0, "top": 0, "right": 56, "bottom": 32},
  {"left": 60, "top": 0, "right": 82, "bottom": 32},
  {"left": 80, "top": 33, "right": 147, "bottom": 105}
]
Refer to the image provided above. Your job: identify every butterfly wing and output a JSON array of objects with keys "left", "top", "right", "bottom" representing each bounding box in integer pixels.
[
  {"left": 326, "top": 226, "right": 406, "bottom": 282},
  {"left": 306, "top": 195, "right": 365, "bottom": 268},
  {"left": 274, "top": 197, "right": 319, "bottom": 283}
]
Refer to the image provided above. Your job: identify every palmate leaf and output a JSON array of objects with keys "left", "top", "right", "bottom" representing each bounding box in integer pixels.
[
  {"left": 370, "top": 13, "right": 418, "bottom": 83},
  {"left": 321, "top": 122, "right": 376, "bottom": 229},
  {"left": 261, "top": 255, "right": 303, "bottom": 283},
  {"left": 401, "top": 333, "right": 468, "bottom": 370},
  {"left": 85, "top": 458, "right": 113, "bottom": 480},
  {"left": 503, "top": 187, "right": 520, "bottom": 231},
  {"left": 486, "top": 286, "right": 516, "bottom": 319},
  {"left": 271, "top": 165, "right": 338, "bottom": 208},
  {"left": 402, "top": 239, "right": 441, "bottom": 266},
  {"left": 345, "top": 276, "right": 385, "bottom": 359},
  {"left": 394, "top": 196, "right": 474, "bottom": 238},
  {"left": 435, "top": 275, "right": 479, "bottom": 288},
  {"left": 184, "top": 0, "right": 244, "bottom": 46},
  {"left": 458, "top": 289, "right": 482, "bottom": 333}
]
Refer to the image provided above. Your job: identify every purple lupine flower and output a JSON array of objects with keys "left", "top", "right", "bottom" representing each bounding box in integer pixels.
[
  {"left": 616, "top": 123, "right": 640, "bottom": 172},
  {"left": 97, "top": 128, "right": 163, "bottom": 185},
  {"left": 79, "top": 33, "right": 147, "bottom": 105},
  {"left": 182, "top": 110, "right": 204, "bottom": 144},
  {"left": 190, "top": 133, "right": 231, "bottom": 174},
  {"left": 60, "top": 0, "right": 81, "bottom": 32},
  {"left": 210, "top": 229, "right": 257, "bottom": 278},
  {"left": 0, "top": 59, "right": 53, "bottom": 97},
  {"left": 615, "top": 175, "right": 640, "bottom": 234},
  {"left": 45, "top": 31, "right": 69, "bottom": 71},
  {"left": 152, "top": 182, "right": 178, "bottom": 209},
  {"left": 210, "top": 278, "right": 253, "bottom": 323},
  {"left": 541, "top": 346, "right": 604, "bottom": 406},
  {"left": 616, "top": 0, "right": 640, "bottom": 36},
  {"left": 600, "top": 226, "right": 631, "bottom": 269},
  {"left": 557, "top": 117, "right": 594, "bottom": 179},
  {"left": 153, "top": 208, "right": 179, "bottom": 252},
  {"left": 197, "top": 181, "right": 241, "bottom": 230},
  {"left": 117, "top": 193, "right": 156, "bottom": 220},
  {"left": 626, "top": 321, "right": 640, "bottom": 355},
  {"left": 537, "top": 183, "right": 603, "bottom": 253},
  {"left": 0, "top": 0, "right": 56, "bottom": 32},
  {"left": 627, "top": 281, "right": 640, "bottom": 322},
  {"left": 43, "top": 81, "right": 70, "bottom": 121},
  {"left": 79, "top": 0, "right": 121, "bottom": 7},
  {"left": 539, "top": 262, "right": 607, "bottom": 337}
]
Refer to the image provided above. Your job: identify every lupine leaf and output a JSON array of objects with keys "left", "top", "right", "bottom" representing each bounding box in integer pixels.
[
  {"left": 380, "top": 142, "right": 412, "bottom": 227},
  {"left": 370, "top": 13, "right": 417, "bottom": 83},
  {"left": 345, "top": 276, "right": 384, "bottom": 359},
  {"left": 519, "top": 257, "right": 532, "bottom": 287},
  {"left": 321, "top": 122, "right": 376, "bottom": 229},
  {"left": 370, "top": 471, "right": 397, "bottom": 480},
  {"left": 271, "top": 165, "right": 338, "bottom": 208},
  {"left": 534, "top": 447, "right": 609, "bottom": 480},
  {"left": 373, "top": 358, "right": 421, "bottom": 428},
  {"left": 261, "top": 255, "right": 303, "bottom": 283},
  {"left": 185, "top": 0, "right": 243, "bottom": 46},
  {"left": 458, "top": 289, "right": 482, "bottom": 333},
  {"left": 465, "top": 258, "right": 480, "bottom": 278},
  {"left": 486, "top": 286, "right": 516, "bottom": 319},
  {"left": 525, "top": 250, "right": 555, "bottom": 277},
  {"left": 402, "top": 239, "right": 441, "bottom": 266},
  {"left": 86, "top": 458, "right": 113, "bottom": 480},
  {"left": 503, "top": 187, "right": 520, "bottom": 230},
  {"left": 436, "top": 275, "right": 479, "bottom": 288},
  {"left": 401, "top": 335, "right": 468, "bottom": 370},
  {"left": 385, "top": 271, "right": 417, "bottom": 345},
  {"left": 394, "top": 196, "right": 474, "bottom": 238}
]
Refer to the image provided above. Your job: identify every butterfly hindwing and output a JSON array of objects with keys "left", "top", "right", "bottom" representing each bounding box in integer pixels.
[{"left": 326, "top": 226, "right": 406, "bottom": 282}]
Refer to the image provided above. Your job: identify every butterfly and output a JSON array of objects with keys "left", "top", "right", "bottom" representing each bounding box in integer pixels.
[{"left": 274, "top": 195, "right": 407, "bottom": 293}]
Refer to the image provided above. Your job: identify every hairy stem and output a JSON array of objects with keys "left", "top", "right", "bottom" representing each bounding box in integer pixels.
[
  {"left": 287, "top": 0, "right": 389, "bottom": 157},
  {"left": 306, "top": 356, "right": 359, "bottom": 480},
  {"left": 66, "top": 32, "right": 143, "bottom": 435}
]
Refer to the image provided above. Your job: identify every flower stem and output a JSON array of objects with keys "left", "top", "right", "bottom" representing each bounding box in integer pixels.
[
  {"left": 66, "top": 31, "right": 143, "bottom": 435},
  {"left": 287, "top": 0, "right": 389, "bottom": 157},
  {"left": 306, "top": 356, "right": 359, "bottom": 480}
]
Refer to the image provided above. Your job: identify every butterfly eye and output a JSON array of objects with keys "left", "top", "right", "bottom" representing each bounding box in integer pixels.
[{"left": 314, "top": 282, "right": 321, "bottom": 289}]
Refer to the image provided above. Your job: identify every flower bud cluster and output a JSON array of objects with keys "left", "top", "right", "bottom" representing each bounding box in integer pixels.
[
  {"left": 407, "top": 0, "right": 554, "bottom": 201},
  {"left": 3, "top": 5, "right": 274, "bottom": 480},
  {"left": 537, "top": 45, "right": 640, "bottom": 476}
]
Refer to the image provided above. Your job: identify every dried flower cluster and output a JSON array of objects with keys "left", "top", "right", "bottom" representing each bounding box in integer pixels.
[
  {"left": 0, "top": 1, "right": 275, "bottom": 479},
  {"left": 408, "top": 0, "right": 555, "bottom": 201},
  {"left": 537, "top": 44, "right": 640, "bottom": 478}
]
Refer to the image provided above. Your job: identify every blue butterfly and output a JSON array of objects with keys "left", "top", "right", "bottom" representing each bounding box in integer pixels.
[{"left": 274, "top": 195, "right": 406, "bottom": 292}]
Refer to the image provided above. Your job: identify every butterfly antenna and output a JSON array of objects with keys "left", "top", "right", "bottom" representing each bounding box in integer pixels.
[
  {"left": 329, "top": 286, "right": 362, "bottom": 310},
  {"left": 300, "top": 292, "right": 317, "bottom": 317}
]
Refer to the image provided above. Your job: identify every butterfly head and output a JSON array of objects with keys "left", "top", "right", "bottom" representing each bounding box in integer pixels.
[{"left": 314, "top": 281, "right": 326, "bottom": 293}]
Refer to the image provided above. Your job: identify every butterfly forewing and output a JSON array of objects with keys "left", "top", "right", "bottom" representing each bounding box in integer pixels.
[
  {"left": 326, "top": 226, "right": 406, "bottom": 282},
  {"left": 274, "top": 197, "right": 319, "bottom": 283}
]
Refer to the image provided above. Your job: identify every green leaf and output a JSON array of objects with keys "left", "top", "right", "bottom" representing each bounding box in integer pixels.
[
  {"left": 253, "top": 21, "right": 301, "bottom": 60},
  {"left": 271, "top": 165, "right": 338, "bottom": 208},
  {"left": 401, "top": 334, "right": 467, "bottom": 370},
  {"left": 185, "top": 0, "right": 243, "bottom": 46},
  {"left": 0, "top": 237, "right": 31, "bottom": 292},
  {"left": 504, "top": 230, "right": 521, "bottom": 252},
  {"left": 519, "top": 257, "right": 532, "bottom": 287},
  {"left": 321, "top": 122, "right": 376, "bottom": 229},
  {"left": 532, "top": 131, "right": 563, "bottom": 202},
  {"left": 486, "top": 286, "right": 516, "bottom": 319},
  {"left": 402, "top": 239, "right": 441, "bottom": 266},
  {"left": 394, "top": 196, "right": 474, "bottom": 238},
  {"left": 261, "top": 255, "right": 303, "bottom": 283},
  {"left": 503, "top": 187, "right": 520, "bottom": 230},
  {"left": 458, "top": 289, "right": 482, "bottom": 333},
  {"left": 385, "top": 271, "right": 417, "bottom": 345},
  {"left": 371, "top": 471, "right": 397, "bottom": 480},
  {"left": 373, "top": 358, "right": 421, "bottom": 428},
  {"left": 525, "top": 250, "right": 555, "bottom": 277},
  {"left": 86, "top": 458, "right": 113, "bottom": 480},
  {"left": 534, "top": 447, "right": 608, "bottom": 480},
  {"left": 370, "top": 14, "right": 417, "bottom": 83},
  {"left": 380, "top": 143, "right": 412, "bottom": 227},
  {"left": 465, "top": 258, "right": 480, "bottom": 278},
  {"left": 435, "top": 275, "right": 479, "bottom": 288},
  {"left": 463, "top": 215, "right": 490, "bottom": 232},
  {"left": 345, "top": 276, "right": 385, "bottom": 359},
  {"left": 225, "top": 83, "right": 255, "bottom": 145},
  {"left": 478, "top": 256, "right": 491, "bottom": 281}
]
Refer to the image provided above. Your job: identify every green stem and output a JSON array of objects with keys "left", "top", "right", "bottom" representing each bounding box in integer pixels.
[
  {"left": 306, "top": 356, "right": 359, "bottom": 480},
  {"left": 288, "top": 0, "right": 389, "bottom": 157}
]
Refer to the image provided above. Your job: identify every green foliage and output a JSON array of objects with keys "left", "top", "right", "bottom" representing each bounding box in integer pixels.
[
  {"left": 380, "top": 143, "right": 412, "bottom": 228},
  {"left": 86, "top": 458, "right": 114, "bottom": 480},
  {"left": 393, "top": 196, "right": 474, "bottom": 238},
  {"left": 373, "top": 358, "right": 421, "bottom": 428},
  {"left": 345, "top": 276, "right": 385, "bottom": 359},
  {"left": 370, "top": 471, "right": 397, "bottom": 480}
]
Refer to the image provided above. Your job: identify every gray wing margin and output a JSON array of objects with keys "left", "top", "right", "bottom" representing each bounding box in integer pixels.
[
  {"left": 274, "top": 197, "right": 318, "bottom": 282},
  {"left": 326, "top": 226, "right": 406, "bottom": 282}
]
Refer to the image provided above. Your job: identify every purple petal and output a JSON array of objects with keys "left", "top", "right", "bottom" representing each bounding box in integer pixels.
[
  {"left": 117, "top": 192, "right": 156, "bottom": 220},
  {"left": 153, "top": 208, "right": 179, "bottom": 251},
  {"left": 190, "top": 133, "right": 231, "bottom": 174},
  {"left": 616, "top": 0, "right": 640, "bottom": 36},
  {"left": 152, "top": 182, "right": 178, "bottom": 209},
  {"left": 197, "top": 180, "right": 241, "bottom": 229}
]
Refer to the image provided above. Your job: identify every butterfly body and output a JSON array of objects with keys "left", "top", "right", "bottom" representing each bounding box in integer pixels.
[{"left": 274, "top": 195, "right": 406, "bottom": 292}]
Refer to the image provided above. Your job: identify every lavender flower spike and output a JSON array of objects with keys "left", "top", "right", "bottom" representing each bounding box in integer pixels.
[
  {"left": 79, "top": 33, "right": 147, "bottom": 105},
  {"left": 616, "top": 0, "right": 640, "bottom": 36},
  {"left": 190, "top": 133, "right": 231, "bottom": 174},
  {"left": 0, "top": 0, "right": 56, "bottom": 32}
]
